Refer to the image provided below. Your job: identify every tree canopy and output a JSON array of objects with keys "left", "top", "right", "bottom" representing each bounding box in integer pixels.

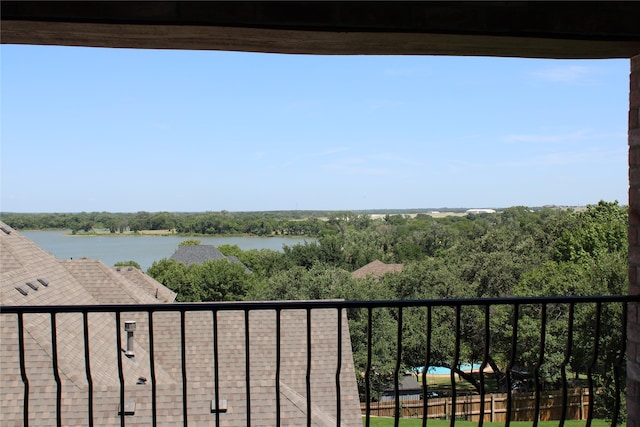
[
  {"left": 139, "top": 202, "right": 629, "bottom": 414},
  {"left": 4, "top": 203, "right": 626, "bottom": 416}
]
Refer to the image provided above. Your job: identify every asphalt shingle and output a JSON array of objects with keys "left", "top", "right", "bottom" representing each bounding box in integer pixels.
[
  {"left": 0, "top": 222, "right": 362, "bottom": 426},
  {"left": 170, "top": 245, "right": 226, "bottom": 265}
]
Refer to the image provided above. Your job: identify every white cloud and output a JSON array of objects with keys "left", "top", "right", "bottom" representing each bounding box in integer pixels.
[
  {"left": 504, "top": 130, "right": 626, "bottom": 147},
  {"left": 447, "top": 145, "right": 624, "bottom": 171},
  {"left": 504, "top": 130, "right": 590, "bottom": 144},
  {"left": 538, "top": 147, "right": 625, "bottom": 166},
  {"left": 370, "top": 153, "right": 422, "bottom": 168},
  {"left": 531, "top": 65, "right": 595, "bottom": 84},
  {"left": 280, "top": 146, "right": 350, "bottom": 167},
  {"left": 502, "top": 147, "right": 624, "bottom": 168},
  {"left": 312, "top": 147, "right": 350, "bottom": 157}
]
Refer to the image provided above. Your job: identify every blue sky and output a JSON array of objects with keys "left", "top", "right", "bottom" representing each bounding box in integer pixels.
[{"left": 1, "top": 45, "right": 630, "bottom": 212}]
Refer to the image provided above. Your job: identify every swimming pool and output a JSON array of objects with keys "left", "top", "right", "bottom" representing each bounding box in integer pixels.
[{"left": 416, "top": 364, "right": 481, "bottom": 375}]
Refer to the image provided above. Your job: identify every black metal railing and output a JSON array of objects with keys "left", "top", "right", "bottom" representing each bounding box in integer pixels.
[{"left": 1, "top": 295, "right": 638, "bottom": 427}]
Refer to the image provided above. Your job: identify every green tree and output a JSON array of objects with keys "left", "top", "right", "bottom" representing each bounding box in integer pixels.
[
  {"left": 341, "top": 230, "right": 388, "bottom": 270},
  {"left": 114, "top": 260, "right": 141, "bottom": 269},
  {"left": 249, "top": 265, "right": 310, "bottom": 301},
  {"left": 148, "top": 258, "right": 253, "bottom": 302},
  {"left": 554, "top": 201, "right": 627, "bottom": 262},
  {"left": 282, "top": 241, "right": 323, "bottom": 269},
  {"left": 147, "top": 259, "right": 192, "bottom": 301},
  {"left": 236, "top": 248, "right": 289, "bottom": 279},
  {"left": 188, "top": 259, "right": 253, "bottom": 301},
  {"left": 150, "top": 212, "right": 176, "bottom": 230},
  {"left": 217, "top": 244, "right": 243, "bottom": 257}
]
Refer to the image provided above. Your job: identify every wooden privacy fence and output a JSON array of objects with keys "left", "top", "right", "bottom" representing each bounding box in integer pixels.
[{"left": 361, "top": 388, "right": 590, "bottom": 422}]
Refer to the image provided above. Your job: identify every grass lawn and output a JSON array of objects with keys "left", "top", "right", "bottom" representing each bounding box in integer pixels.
[{"left": 362, "top": 418, "right": 612, "bottom": 427}]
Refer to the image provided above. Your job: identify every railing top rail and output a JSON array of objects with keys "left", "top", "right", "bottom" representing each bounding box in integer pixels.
[{"left": 1, "top": 295, "right": 638, "bottom": 314}]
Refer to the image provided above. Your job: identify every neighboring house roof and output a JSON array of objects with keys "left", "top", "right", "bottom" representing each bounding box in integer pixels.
[
  {"left": 0, "top": 222, "right": 175, "bottom": 307},
  {"left": 61, "top": 258, "right": 173, "bottom": 304},
  {"left": 170, "top": 245, "right": 251, "bottom": 272},
  {"left": 351, "top": 260, "right": 403, "bottom": 279},
  {"left": 380, "top": 374, "right": 425, "bottom": 402},
  {"left": 386, "top": 373, "right": 423, "bottom": 393},
  {"left": 112, "top": 265, "right": 177, "bottom": 303},
  {"left": 170, "top": 245, "right": 226, "bottom": 265},
  {"left": 0, "top": 223, "right": 361, "bottom": 426}
]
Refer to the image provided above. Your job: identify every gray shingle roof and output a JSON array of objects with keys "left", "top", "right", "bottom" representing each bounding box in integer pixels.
[
  {"left": 112, "top": 265, "right": 177, "bottom": 303},
  {"left": 170, "top": 245, "right": 251, "bottom": 273},
  {"left": 0, "top": 222, "right": 361, "bottom": 426},
  {"left": 170, "top": 245, "right": 226, "bottom": 265}
]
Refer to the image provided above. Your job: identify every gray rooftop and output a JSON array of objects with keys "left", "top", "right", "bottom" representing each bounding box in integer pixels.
[
  {"left": 170, "top": 245, "right": 252, "bottom": 273},
  {"left": 0, "top": 222, "right": 361, "bottom": 426},
  {"left": 170, "top": 245, "right": 227, "bottom": 265}
]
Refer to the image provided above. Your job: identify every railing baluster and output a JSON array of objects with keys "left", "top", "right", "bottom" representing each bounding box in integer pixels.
[
  {"left": 306, "top": 307, "right": 312, "bottom": 427},
  {"left": 586, "top": 302, "right": 602, "bottom": 427},
  {"left": 533, "top": 303, "right": 547, "bottom": 427},
  {"left": 245, "top": 309, "right": 251, "bottom": 427},
  {"left": 50, "top": 313, "right": 62, "bottom": 427},
  {"left": 611, "top": 302, "right": 627, "bottom": 427},
  {"left": 450, "top": 305, "right": 461, "bottom": 427},
  {"left": 148, "top": 310, "right": 157, "bottom": 427},
  {"left": 559, "top": 302, "right": 575, "bottom": 427},
  {"left": 364, "top": 307, "right": 373, "bottom": 427},
  {"left": 336, "top": 307, "right": 343, "bottom": 427},
  {"left": 393, "top": 307, "right": 403, "bottom": 427},
  {"left": 17, "top": 312, "right": 29, "bottom": 427},
  {"left": 212, "top": 310, "right": 220, "bottom": 427},
  {"left": 422, "top": 306, "right": 432, "bottom": 427},
  {"left": 3, "top": 295, "right": 640, "bottom": 427},
  {"left": 180, "top": 310, "right": 188, "bottom": 427},
  {"left": 115, "top": 312, "right": 125, "bottom": 427},
  {"left": 478, "top": 305, "right": 490, "bottom": 427},
  {"left": 505, "top": 303, "right": 519, "bottom": 427},
  {"left": 275, "top": 308, "right": 281, "bottom": 427},
  {"left": 82, "top": 312, "right": 94, "bottom": 427}
]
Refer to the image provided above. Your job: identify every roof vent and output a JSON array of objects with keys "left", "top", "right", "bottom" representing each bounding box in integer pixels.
[
  {"left": 210, "top": 398, "right": 228, "bottom": 413},
  {"left": 37, "top": 278, "right": 49, "bottom": 287},
  {"left": 0, "top": 226, "right": 11, "bottom": 235},
  {"left": 15, "top": 285, "right": 29, "bottom": 296},
  {"left": 118, "top": 400, "right": 136, "bottom": 416},
  {"left": 26, "top": 281, "right": 40, "bottom": 291},
  {"left": 124, "top": 320, "right": 136, "bottom": 357}
]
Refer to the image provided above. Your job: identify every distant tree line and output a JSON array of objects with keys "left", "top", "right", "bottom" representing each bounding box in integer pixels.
[
  {"left": 142, "top": 201, "right": 628, "bottom": 420},
  {"left": 0, "top": 210, "right": 346, "bottom": 236}
]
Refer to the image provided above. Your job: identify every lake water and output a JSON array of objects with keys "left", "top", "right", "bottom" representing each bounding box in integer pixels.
[{"left": 22, "top": 230, "right": 313, "bottom": 271}]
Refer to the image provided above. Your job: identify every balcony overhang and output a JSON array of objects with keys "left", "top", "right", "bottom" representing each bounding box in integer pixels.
[{"left": 2, "top": 1, "right": 640, "bottom": 59}]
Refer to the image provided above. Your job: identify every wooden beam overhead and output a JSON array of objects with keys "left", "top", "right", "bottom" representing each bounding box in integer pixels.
[{"left": 3, "top": 2, "right": 640, "bottom": 58}]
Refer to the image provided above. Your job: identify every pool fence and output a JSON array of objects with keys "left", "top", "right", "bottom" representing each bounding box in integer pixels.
[{"left": 361, "top": 388, "right": 590, "bottom": 422}]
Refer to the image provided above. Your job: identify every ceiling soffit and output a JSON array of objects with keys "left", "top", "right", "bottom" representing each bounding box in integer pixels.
[{"left": 2, "top": 2, "right": 640, "bottom": 58}]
